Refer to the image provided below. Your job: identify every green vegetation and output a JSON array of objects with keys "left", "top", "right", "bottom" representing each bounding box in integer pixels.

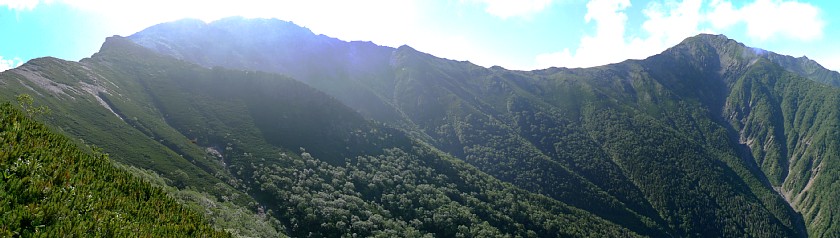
[
  {"left": 1, "top": 35, "right": 644, "bottom": 237},
  {"left": 0, "top": 44, "right": 286, "bottom": 236},
  {"left": 15, "top": 94, "right": 50, "bottom": 118},
  {"left": 129, "top": 20, "right": 840, "bottom": 236},
  {"left": 0, "top": 103, "right": 228, "bottom": 237},
  {"left": 88, "top": 36, "right": 640, "bottom": 237},
  {"left": 724, "top": 59, "right": 840, "bottom": 238},
  {"left": 4, "top": 17, "right": 840, "bottom": 237}
]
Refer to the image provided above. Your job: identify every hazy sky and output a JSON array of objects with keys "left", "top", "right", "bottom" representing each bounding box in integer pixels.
[{"left": 1, "top": 0, "right": 838, "bottom": 72}]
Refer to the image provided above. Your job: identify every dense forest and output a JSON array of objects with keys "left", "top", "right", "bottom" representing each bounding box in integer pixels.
[{"left": 3, "top": 17, "right": 840, "bottom": 237}]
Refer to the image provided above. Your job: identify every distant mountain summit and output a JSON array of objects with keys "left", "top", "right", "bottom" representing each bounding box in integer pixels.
[
  {"left": 664, "top": 33, "right": 840, "bottom": 86},
  {"left": 130, "top": 17, "right": 404, "bottom": 126}
]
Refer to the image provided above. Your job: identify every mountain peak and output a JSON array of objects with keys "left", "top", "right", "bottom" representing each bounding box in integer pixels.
[
  {"left": 85, "top": 35, "right": 177, "bottom": 66},
  {"left": 396, "top": 44, "right": 416, "bottom": 51},
  {"left": 681, "top": 33, "right": 746, "bottom": 48},
  {"left": 209, "top": 16, "right": 315, "bottom": 37},
  {"left": 137, "top": 18, "right": 209, "bottom": 35},
  {"left": 668, "top": 33, "right": 746, "bottom": 58},
  {"left": 94, "top": 35, "right": 140, "bottom": 56},
  {"left": 686, "top": 33, "right": 733, "bottom": 42},
  {"left": 654, "top": 33, "right": 840, "bottom": 87}
]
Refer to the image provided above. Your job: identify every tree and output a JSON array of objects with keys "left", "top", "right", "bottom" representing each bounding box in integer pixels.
[{"left": 15, "top": 94, "right": 50, "bottom": 118}]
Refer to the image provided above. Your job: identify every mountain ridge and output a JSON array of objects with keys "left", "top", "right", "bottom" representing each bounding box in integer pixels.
[
  {"left": 126, "top": 18, "right": 840, "bottom": 237},
  {"left": 4, "top": 17, "right": 840, "bottom": 237},
  {"left": 3, "top": 34, "right": 652, "bottom": 237}
]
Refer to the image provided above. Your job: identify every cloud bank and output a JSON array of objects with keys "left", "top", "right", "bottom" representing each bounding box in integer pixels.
[{"left": 0, "top": 0, "right": 39, "bottom": 11}]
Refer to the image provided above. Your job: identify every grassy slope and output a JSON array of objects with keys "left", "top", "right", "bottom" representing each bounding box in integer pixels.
[
  {"left": 0, "top": 57, "right": 230, "bottom": 195},
  {"left": 0, "top": 42, "right": 285, "bottom": 236}
]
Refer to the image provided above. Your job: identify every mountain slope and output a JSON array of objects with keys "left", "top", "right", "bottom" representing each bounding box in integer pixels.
[
  {"left": 126, "top": 18, "right": 840, "bottom": 237},
  {"left": 93, "top": 35, "right": 640, "bottom": 237},
  {"left": 1, "top": 35, "right": 647, "bottom": 236},
  {"left": 129, "top": 18, "right": 672, "bottom": 235},
  {"left": 647, "top": 35, "right": 840, "bottom": 237},
  {"left": 725, "top": 59, "right": 840, "bottom": 238},
  {"left": 129, "top": 18, "right": 408, "bottom": 129},
  {"left": 0, "top": 54, "right": 284, "bottom": 236},
  {"left": 0, "top": 56, "right": 234, "bottom": 194},
  {"left": 405, "top": 46, "right": 803, "bottom": 236},
  {"left": 4, "top": 16, "right": 839, "bottom": 237},
  {"left": 0, "top": 103, "right": 229, "bottom": 237}
]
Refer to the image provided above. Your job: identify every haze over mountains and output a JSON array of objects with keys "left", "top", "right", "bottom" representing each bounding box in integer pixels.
[{"left": 3, "top": 17, "right": 840, "bottom": 237}]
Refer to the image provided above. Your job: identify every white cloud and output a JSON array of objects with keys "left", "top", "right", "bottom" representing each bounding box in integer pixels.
[
  {"left": 473, "top": 0, "right": 554, "bottom": 19},
  {"left": 816, "top": 56, "right": 840, "bottom": 72},
  {"left": 706, "top": 0, "right": 738, "bottom": 29},
  {"left": 535, "top": 0, "right": 630, "bottom": 68},
  {"left": 642, "top": 0, "right": 704, "bottom": 45},
  {"left": 536, "top": 0, "right": 825, "bottom": 69},
  {"left": 538, "top": 0, "right": 645, "bottom": 68},
  {"left": 0, "top": 0, "right": 41, "bottom": 11},
  {"left": 0, "top": 56, "right": 23, "bottom": 72},
  {"left": 709, "top": 0, "right": 823, "bottom": 41},
  {"left": 535, "top": 49, "right": 573, "bottom": 69},
  {"left": 804, "top": 48, "right": 840, "bottom": 73},
  {"left": 538, "top": 0, "right": 706, "bottom": 69}
]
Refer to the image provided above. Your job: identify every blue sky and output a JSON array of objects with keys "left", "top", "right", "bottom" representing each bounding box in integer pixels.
[{"left": 1, "top": 0, "right": 838, "bottom": 72}]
